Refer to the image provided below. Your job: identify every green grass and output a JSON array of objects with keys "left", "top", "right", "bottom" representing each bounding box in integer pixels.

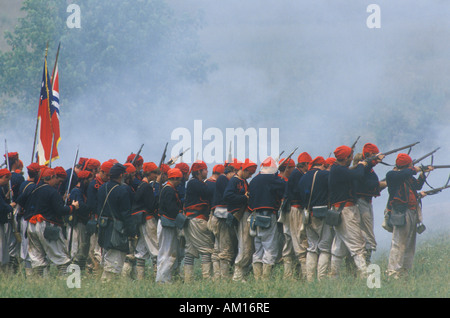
[{"left": 1, "top": 232, "right": 448, "bottom": 298}]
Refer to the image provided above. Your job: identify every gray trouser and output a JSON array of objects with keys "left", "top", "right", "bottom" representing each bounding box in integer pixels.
[
  {"left": 134, "top": 217, "right": 159, "bottom": 262},
  {"left": 233, "top": 211, "right": 254, "bottom": 268},
  {"left": 306, "top": 216, "right": 334, "bottom": 254},
  {"left": 27, "top": 222, "right": 71, "bottom": 268},
  {"left": 356, "top": 198, "right": 377, "bottom": 251},
  {"left": 253, "top": 212, "right": 280, "bottom": 265},
  {"left": 211, "top": 209, "right": 237, "bottom": 263},
  {"left": 102, "top": 248, "right": 126, "bottom": 274},
  {"left": 184, "top": 218, "right": 215, "bottom": 258},
  {"left": 288, "top": 206, "right": 308, "bottom": 262},
  {"left": 156, "top": 220, "right": 180, "bottom": 283},
  {"left": 0, "top": 224, "right": 9, "bottom": 266},
  {"left": 387, "top": 208, "right": 418, "bottom": 276},
  {"left": 331, "top": 205, "right": 366, "bottom": 257}
]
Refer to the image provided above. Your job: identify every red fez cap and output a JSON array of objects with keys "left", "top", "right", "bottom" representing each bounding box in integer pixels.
[
  {"left": 279, "top": 158, "right": 295, "bottom": 168},
  {"left": 127, "top": 154, "right": 144, "bottom": 166},
  {"left": 41, "top": 167, "right": 55, "bottom": 178},
  {"left": 77, "top": 170, "right": 93, "bottom": 180},
  {"left": 101, "top": 161, "right": 114, "bottom": 173},
  {"left": 54, "top": 166, "right": 67, "bottom": 178},
  {"left": 160, "top": 164, "right": 170, "bottom": 174},
  {"left": 168, "top": 168, "right": 183, "bottom": 179},
  {"left": 334, "top": 145, "right": 353, "bottom": 160},
  {"left": 363, "top": 143, "right": 380, "bottom": 157},
  {"left": 27, "top": 163, "right": 41, "bottom": 173},
  {"left": 78, "top": 157, "right": 89, "bottom": 166},
  {"left": 4, "top": 152, "right": 18, "bottom": 160},
  {"left": 123, "top": 163, "right": 136, "bottom": 174},
  {"left": 230, "top": 158, "right": 242, "bottom": 170},
  {"left": 325, "top": 157, "right": 336, "bottom": 166},
  {"left": 0, "top": 168, "right": 11, "bottom": 178},
  {"left": 308, "top": 156, "right": 326, "bottom": 170},
  {"left": 242, "top": 159, "right": 257, "bottom": 173},
  {"left": 213, "top": 164, "right": 225, "bottom": 174},
  {"left": 396, "top": 153, "right": 412, "bottom": 167},
  {"left": 143, "top": 162, "right": 158, "bottom": 173},
  {"left": 175, "top": 162, "right": 190, "bottom": 175},
  {"left": 190, "top": 160, "right": 207, "bottom": 173},
  {"left": 108, "top": 159, "right": 119, "bottom": 165},
  {"left": 297, "top": 152, "right": 312, "bottom": 164},
  {"left": 85, "top": 159, "right": 101, "bottom": 171}
]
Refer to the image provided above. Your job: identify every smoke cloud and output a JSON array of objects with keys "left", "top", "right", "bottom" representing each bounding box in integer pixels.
[{"left": 1, "top": 0, "right": 449, "bottom": 253}]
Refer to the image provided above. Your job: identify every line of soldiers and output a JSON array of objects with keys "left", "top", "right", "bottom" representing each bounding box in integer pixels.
[{"left": 0, "top": 142, "right": 435, "bottom": 283}]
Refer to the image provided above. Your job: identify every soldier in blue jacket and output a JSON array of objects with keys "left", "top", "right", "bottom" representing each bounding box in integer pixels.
[
  {"left": 0, "top": 169, "right": 15, "bottom": 270},
  {"left": 354, "top": 143, "right": 386, "bottom": 264},
  {"left": 68, "top": 170, "right": 93, "bottom": 271},
  {"left": 26, "top": 167, "right": 79, "bottom": 277},
  {"left": 97, "top": 163, "right": 134, "bottom": 282},
  {"left": 298, "top": 156, "right": 333, "bottom": 281},
  {"left": 183, "top": 160, "right": 214, "bottom": 281},
  {"left": 223, "top": 159, "right": 256, "bottom": 282},
  {"left": 156, "top": 168, "right": 184, "bottom": 284},
  {"left": 328, "top": 145, "right": 368, "bottom": 279},
  {"left": 385, "top": 153, "right": 432, "bottom": 279},
  {"left": 248, "top": 157, "right": 286, "bottom": 280},
  {"left": 210, "top": 164, "right": 238, "bottom": 280}
]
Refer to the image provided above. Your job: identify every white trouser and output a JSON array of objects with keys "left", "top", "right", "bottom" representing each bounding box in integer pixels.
[
  {"left": 134, "top": 217, "right": 159, "bottom": 262},
  {"left": 27, "top": 222, "right": 70, "bottom": 268},
  {"left": 156, "top": 220, "right": 180, "bottom": 283}
]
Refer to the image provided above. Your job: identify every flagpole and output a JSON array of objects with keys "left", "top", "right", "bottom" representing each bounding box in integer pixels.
[
  {"left": 31, "top": 41, "right": 49, "bottom": 164},
  {"left": 48, "top": 133, "right": 55, "bottom": 168},
  {"left": 51, "top": 42, "right": 60, "bottom": 82}
]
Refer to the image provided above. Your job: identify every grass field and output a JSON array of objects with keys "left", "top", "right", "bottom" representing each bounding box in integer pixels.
[{"left": 0, "top": 231, "right": 448, "bottom": 299}]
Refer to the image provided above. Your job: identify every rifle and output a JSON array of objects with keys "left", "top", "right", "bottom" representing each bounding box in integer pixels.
[
  {"left": 351, "top": 136, "right": 361, "bottom": 151},
  {"left": 275, "top": 150, "right": 285, "bottom": 162},
  {"left": 4, "top": 139, "right": 21, "bottom": 243},
  {"left": 424, "top": 174, "right": 450, "bottom": 196},
  {"left": 412, "top": 147, "right": 440, "bottom": 165},
  {"left": 66, "top": 146, "right": 79, "bottom": 256},
  {"left": 130, "top": 144, "right": 144, "bottom": 166},
  {"left": 425, "top": 165, "right": 450, "bottom": 169},
  {"left": 364, "top": 141, "right": 420, "bottom": 164},
  {"left": 278, "top": 147, "right": 298, "bottom": 169},
  {"left": 166, "top": 147, "right": 190, "bottom": 166},
  {"left": 159, "top": 142, "right": 168, "bottom": 168},
  {"left": 227, "top": 141, "right": 232, "bottom": 164}
]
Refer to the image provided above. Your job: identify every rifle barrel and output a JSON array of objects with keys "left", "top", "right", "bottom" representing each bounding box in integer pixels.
[
  {"left": 131, "top": 144, "right": 144, "bottom": 165},
  {"left": 412, "top": 147, "right": 441, "bottom": 165},
  {"left": 278, "top": 147, "right": 298, "bottom": 168},
  {"left": 64, "top": 146, "right": 79, "bottom": 206},
  {"left": 159, "top": 142, "right": 168, "bottom": 168},
  {"left": 383, "top": 141, "right": 420, "bottom": 156},
  {"left": 351, "top": 136, "right": 361, "bottom": 150},
  {"left": 365, "top": 141, "right": 420, "bottom": 162}
]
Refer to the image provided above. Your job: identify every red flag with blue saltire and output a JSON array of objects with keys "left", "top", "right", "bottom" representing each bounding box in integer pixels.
[{"left": 36, "top": 49, "right": 56, "bottom": 165}]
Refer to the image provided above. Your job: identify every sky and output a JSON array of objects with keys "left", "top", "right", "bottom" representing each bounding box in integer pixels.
[{"left": 1, "top": 0, "right": 449, "bottom": 253}]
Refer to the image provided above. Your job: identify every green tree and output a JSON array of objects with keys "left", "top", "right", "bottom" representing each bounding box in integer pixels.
[{"left": 0, "top": 0, "right": 213, "bottom": 120}]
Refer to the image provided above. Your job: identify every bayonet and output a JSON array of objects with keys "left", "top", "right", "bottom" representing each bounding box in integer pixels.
[
  {"left": 130, "top": 143, "right": 144, "bottom": 165},
  {"left": 159, "top": 142, "right": 168, "bottom": 168},
  {"left": 278, "top": 147, "right": 298, "bottom": 169},
  {"left": 166, "top": 147, "right": 191, "bottom": 166}
]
